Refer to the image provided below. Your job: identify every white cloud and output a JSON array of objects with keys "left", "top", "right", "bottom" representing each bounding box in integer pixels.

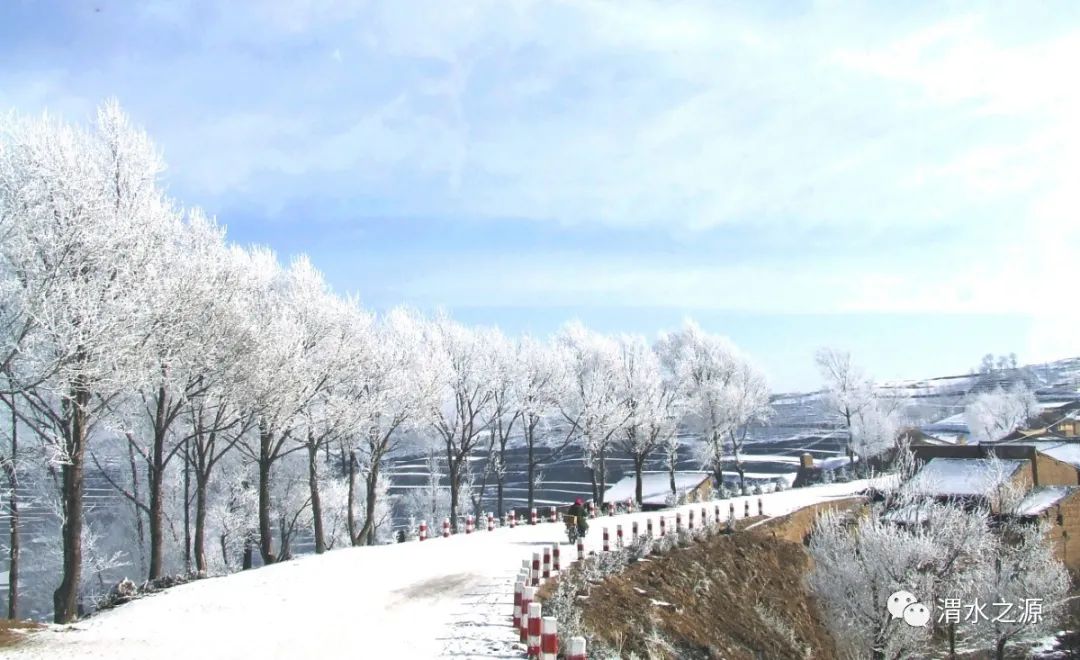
[{"left": 6, "top": 1, "right": 1078, "bottom": 330}]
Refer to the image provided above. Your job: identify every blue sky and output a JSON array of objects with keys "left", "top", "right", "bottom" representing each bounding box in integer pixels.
[{"left": 2, "top": 1, "right": 1078, "bottom": 391}]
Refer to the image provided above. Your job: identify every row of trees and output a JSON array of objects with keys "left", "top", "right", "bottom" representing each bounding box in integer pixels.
[{"left": 0, "top": 104, "right": 775, "bottom": 623}]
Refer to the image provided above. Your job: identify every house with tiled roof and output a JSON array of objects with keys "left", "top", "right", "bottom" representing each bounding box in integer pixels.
[{"left": 908, "top": 444, "right": 1080, "bottom": 568}]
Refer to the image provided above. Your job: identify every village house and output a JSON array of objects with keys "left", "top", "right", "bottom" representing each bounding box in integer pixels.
[{"left": 909, "top": 444, "right": 1080, "bottom": 569}]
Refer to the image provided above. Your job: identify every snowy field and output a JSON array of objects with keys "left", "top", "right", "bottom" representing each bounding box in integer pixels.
[{"left": 5, "top": 479, "right": 884, "bottom": 660}]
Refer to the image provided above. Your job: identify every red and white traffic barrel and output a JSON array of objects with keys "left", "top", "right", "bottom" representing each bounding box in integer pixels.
[
  {"left": 527, "top": 602, "right": 542, "bottom": 659},
  {"left": 516, "top": 583, "right": 529, "bottom": 630},
  {"left": 519, "top": 586, "right": 535, "bottom": 642},
  {"left": 567, "top": 636, "right": 587, "bottom": 660},
  {"left": 540, "top": 616, "right": 558, "bottom": 660}
]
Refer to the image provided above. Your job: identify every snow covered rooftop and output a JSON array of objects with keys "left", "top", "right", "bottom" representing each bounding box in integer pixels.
[
  {"left": 603, "top": 471, "right": 710, "bottom": 505},
  {"left": 923, "top": 432, "right": 967, "bottom": 446},
  {"left": 909, "top": 458, "right": 1026, "bottom": 497},
  {"left": 1005, "top": 441, "right": 1080, "bottom": 470},
  {"left": 1016, "top": 486, "right": 1079, "bottom": 517},
  {"left": 921, "top": 411, "right": 971, "bottom": 435}
]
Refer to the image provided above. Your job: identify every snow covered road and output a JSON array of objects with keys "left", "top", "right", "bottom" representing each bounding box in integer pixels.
[{"left": 7, "top": 479, "right": 881, "bottom": 659}]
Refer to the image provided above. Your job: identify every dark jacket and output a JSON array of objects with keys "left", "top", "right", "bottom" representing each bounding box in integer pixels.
[{"left": 567, "top": 503, "right": 589, "bottom": 531}]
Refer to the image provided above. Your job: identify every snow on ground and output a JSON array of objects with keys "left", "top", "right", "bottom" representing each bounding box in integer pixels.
[
  {"left": 730, "top": 454, "right": 803, "bottom": 464},
  {"left": 603, "top": 472, "right": 710, "bottom": 505},
  {"left": 818, "top": 456, "right": 858, "bottom": 470},
  {"left": 7, "top": 479, "right": 885, "bottom": 660},
  {"left": 909, "top": 458, "right": 1025, "bottom": 497}
]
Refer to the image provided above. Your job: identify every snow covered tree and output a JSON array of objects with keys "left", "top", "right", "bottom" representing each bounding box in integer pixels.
[
  {"left": 517, "top": 336, "right": 577, "bottom": 512},
  {"left": 720, "top": 359, "right": 771, "bottom": 493},
  {"left": 662, "top": 430, "right": 682, "bottom": 498},
  {"left": 557, "top": 322, "right": 627, "bottom": 506},
  {"left": 402, "top": 447, "right": 452, "bottom": 529},
  {"left": 0, "top": 102, "right": 177, "bottom": 622},
  {"left": 965, "top": 457, "right": 1071, "bottom": 659},
  {"left": 659, "top": 321, "right": 765, "bottom": 492},
  {"left": 964, "top": 384, "right": 1038, "bottom": 445},
  {"left": 350, "top": 307, "right": 439, "bottom": 545},
  {"left": 808, "top": 493, "right": 995, "bottom": 659},
  {"left": 810, "top": 455, "right": 1070, "bottom": 660},
  {"left": 855, "top": 398, "right": 906, "bottom": 464},
  {"left": 815, "top": 348, "right": 876, "bottom": 469},
  {"left": 612, "top": 334, "right": 681, "bottom": 505},
  {"left": 235, "top": 252, "right": 353, "bottom": 565},
  {"left": 470, "top": 329, "right": 520, "bottom": 517},
  {"left": 970, "top": 520, "right": 1069, "bottom": 659},
  {"left": 425, "top": 317, "right": 495, "bottom": 529}
]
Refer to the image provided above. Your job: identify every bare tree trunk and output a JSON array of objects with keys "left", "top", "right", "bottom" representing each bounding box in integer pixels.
[
  {"left": 596, "top": 452, "right": 607, "bottom": 507},
  {"left": 148, "top": 401, "right": 167, "bottom": 581},
  {"left": 278, "top": 517, "right": 292, "bottom": 562},
  {"left": 183, "top": 437, "right": 191, "bottom": 575},
  {"left": 5, "top": 396, "right": 19, "bottom": 619},
  {"left": 496, "top": 479, "right": 504, "bottom": 518},
  {"left": 346, "top": 450, "right": 357, "bottom": 545},
  {"left": 360, "top": 464, "right": 379, "bottom": 545},
  {"left": 588, "top": 466, "right": 599, "bottom": 504},
  {"left": 526, "top": 441, "right": 535, "bottom": 511},
  {"left": 668, "top": 449, "right": 677, "bottom": 495},
  {"left": 634, "top": 455, "right": 645, "bottom": 505},
  {"left": 219, "top": 533, "right": 229, "bottom": 570},
  {"left": 447, "top": 447, "right": 461, "bottom": 531},
  {"left": 307, "top": 439, "right": 325, "bottom": 554},
  {"left": 257, "top": 424, "right": 276, "bottom": 565},
  {"left": 194, "top": 472, "right": 209, "bottom": 576},
  {"left": 126, "top": 439, "right": 146, "bottom": 576},
  {"left": 241, "top": 536, "right": 253, "bottom": 570},
  {"left": 53, "top": 385, "right": 88, "bottom": 624}
]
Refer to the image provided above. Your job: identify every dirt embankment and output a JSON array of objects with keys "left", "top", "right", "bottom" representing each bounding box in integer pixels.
[
  {"left": 0, "top": 620, "right": 44, "bottom": 649},
  {"left": 576, "top": 499, "right": 865, "bottom": 659}
]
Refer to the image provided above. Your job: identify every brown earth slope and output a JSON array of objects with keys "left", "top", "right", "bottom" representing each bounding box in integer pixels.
[
  {"left": 577, "top": 528, "right": 839, "bottom": 659},
  {"left": 0, "top": 620, "right": 44, "bottom": 649}
]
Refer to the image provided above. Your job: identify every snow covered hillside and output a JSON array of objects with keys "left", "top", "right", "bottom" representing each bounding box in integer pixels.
[{"left": 5, "top": 480, "right": 881, "bottom": 660}]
